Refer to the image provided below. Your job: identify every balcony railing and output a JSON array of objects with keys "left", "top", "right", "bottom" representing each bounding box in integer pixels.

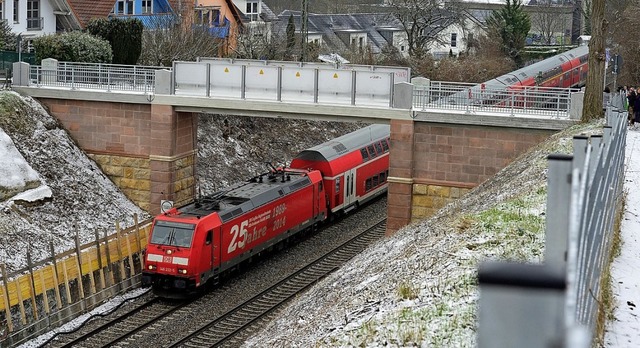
[{"left": 27, "top": 17, "right": 43, "bottom": 30}]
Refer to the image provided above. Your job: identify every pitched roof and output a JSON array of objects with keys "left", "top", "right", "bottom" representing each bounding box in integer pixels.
[
  {"left": 276, "top": 11, "right": 404, "bottom": 54},
  {"left": 66, "top": 0, "right": 116, "bottom": 28}
]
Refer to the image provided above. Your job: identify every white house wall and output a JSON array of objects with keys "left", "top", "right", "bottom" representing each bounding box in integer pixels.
[
  {"left": 7, "top": 0, "right": 57, "bottom": 37},
  {"left": 391, "top": 31, "right": 409, "bottom": 58}
]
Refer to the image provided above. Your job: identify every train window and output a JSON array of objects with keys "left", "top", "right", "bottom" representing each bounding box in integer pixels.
[
  {"left": 361, "top": 148, "right": 369, "bottom": 161},
  {"left": 335, "top": 177, "right": 341, "bottom": 193},
  {"left": 379, "top": 172, "right": 386, "bottom": 182},
  {"left": 382, "top": 139, "right": 389, "bottom": 152},
  {"left": 319, "top": 181, "right": 323, "bottom": 191},
  {"left": 374, "top": 142, "right": 383, "bottom": 155},
  {"left": 150, "top": 220, "right": 195, "bottom": 248},
  {"left": 367, "top": 145, "right": 376, "bottom": 158},
  {"left": 205, "top": 230, "right": 212, "bottom": 245},
  {"left": 365, "top": 178, "right": 372, "bottom": 191},
  {"left": 372, "top": 176, "right": 379, "bottom": 187}
]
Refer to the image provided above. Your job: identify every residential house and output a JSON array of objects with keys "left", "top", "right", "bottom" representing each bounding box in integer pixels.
[
  {"left": 230, "top": 0, "right": 277, "bottom": 43},
  {"left": 275, "top": 11, "right": 408, "bottom": 59},
  {"left": 462, "top": 0, "right": 579, "bottom": 45},
  {"left": 1, "top": 0, "right": 58, "bottom": 47},
  {"left": 193, "top": 0, "right": 244, "bottom": 55}
]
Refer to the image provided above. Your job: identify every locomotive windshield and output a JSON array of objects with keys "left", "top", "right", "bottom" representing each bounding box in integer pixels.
[{"left": 150, "top": 220, "right": 195, "bottom": 248}]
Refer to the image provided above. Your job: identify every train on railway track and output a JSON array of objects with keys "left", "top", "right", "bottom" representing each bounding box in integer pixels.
[
  {"left": 142, "top": 124, "right": 391, "bottom": 297},
  {"left": 445, "top": 45, "right": 589, "bottom": 106}
]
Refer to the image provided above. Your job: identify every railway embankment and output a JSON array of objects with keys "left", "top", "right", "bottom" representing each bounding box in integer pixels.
[{"left": 243, "top": 119, "right": 610, "bottom": 347}]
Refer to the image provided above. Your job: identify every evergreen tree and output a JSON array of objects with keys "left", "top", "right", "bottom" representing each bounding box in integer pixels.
[
  {"left": 486, "top": 0, "right": 531, "bottom": 67},
  {"left": 0, "top": 20, "right": 17, "bottom": 51},
  {"left": 286, "top": 14, "right": 296, "bottom": 59},
  {"left": 86, "top": 17, "right": 143, "bottom": 65}
]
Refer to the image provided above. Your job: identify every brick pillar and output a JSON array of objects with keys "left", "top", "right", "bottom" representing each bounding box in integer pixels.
[
  {"left": 148, "top": 104, "right": 196, "bottom": 215},
  {"left": 386, "top": 119, "right": 415, "bottom": 235}
]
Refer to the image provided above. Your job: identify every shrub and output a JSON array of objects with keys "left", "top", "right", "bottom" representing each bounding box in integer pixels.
[
  {"left": 32, "top": 31, "right": 112, "bottom": 63},
  {"left": 86, "top": 17, "right": 143, "bottom": 65}
]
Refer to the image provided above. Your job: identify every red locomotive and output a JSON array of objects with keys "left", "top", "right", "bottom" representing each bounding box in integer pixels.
[{"left": 142, "top": 124, "right": 390, "bottom": 296}]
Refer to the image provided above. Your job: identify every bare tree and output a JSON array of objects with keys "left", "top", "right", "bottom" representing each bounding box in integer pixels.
[
  {"left": 582, "top": 0, "right": 606, "bottom": 121},
  {"left": 139, "top": 15, "right": 225, "bottom": 66},
  {"left": 232, "top": 21, "right": 288, "bottom": 60},
  {"left": 606, "top": 0, "right": 640, "bottom": 87},
  {"left": 529, "top": 1, "right": 571, "bottom": 45},
  {"left": 387, "top": 0, "right": 466, "bottom": 58}
]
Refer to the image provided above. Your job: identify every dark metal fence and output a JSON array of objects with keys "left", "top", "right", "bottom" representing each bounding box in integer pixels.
[{"left": 477, "top": 106, "right": 627, "bottom": 347}]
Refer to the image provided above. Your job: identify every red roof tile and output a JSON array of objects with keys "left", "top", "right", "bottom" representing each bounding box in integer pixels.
[{"left": 67, "top": 0, "right": 116, "bottom": 28}]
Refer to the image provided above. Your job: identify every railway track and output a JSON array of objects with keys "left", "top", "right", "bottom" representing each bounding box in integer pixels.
[
  {"left": 168, "top": 218, "right": 386, "bottom": 348},
  {"left": 42, "top": 204, "right": 386, "bottom": 348},
  {"left": 49, "top": 296, "right": 191, "bottom": 348}
]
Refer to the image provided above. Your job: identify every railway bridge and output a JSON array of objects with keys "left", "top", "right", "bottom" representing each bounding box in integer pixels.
[{"left": 11, "top": 59, "right": 582, "bottom": 233}]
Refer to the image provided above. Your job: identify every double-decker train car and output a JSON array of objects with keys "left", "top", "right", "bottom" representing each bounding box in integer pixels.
[
  {"left": 142, "top": 124, "right": 391, "bottom": 296},
  {"left": 290, "top": 124, "right": 390, "bottom": 215},
  {"left": 446, "top": 45, "right": 589, "bottom": 106}
]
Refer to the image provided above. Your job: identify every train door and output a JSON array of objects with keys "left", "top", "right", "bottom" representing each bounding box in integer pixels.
[
  {"left": 343, "top": 169, "right": 356, "bottom": 207},
  {"left": 198, "top": 227, "right": 220, "bottom": 285}
]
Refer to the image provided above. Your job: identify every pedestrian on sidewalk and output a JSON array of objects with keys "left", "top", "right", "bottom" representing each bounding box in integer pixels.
[{"left": 628, "top": 87, "right": 637, "bottom": 127}]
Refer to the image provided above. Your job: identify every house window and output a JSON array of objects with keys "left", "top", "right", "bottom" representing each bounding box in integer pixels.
[
  {"left": 359, "top": 37, "right": 363, "bottom": 48},
  {"left": 246, "top": 1, "right": 259, "bottom": 21},
  {"left": 116, "top": 1, "right": 124, "bottom": 14},
  {"left": 401, "top": 45, "right": 405, "bottom": 52},
  {"left": 13, "top": 0, "right": 18, "bottom": 23},
  {"left": 142, "top": 0, "right": 152, "bottom": 14},
  {"left": 0, "top": 2, "right": 4, "bottom": 20},
  {"left": 450, "top": 33, "right": 457, "bottom": 48},
  {"left": 115, "top": 0, "right": 134, "bottom": 15},
  {"left": 27, "top": 0, "right": 40, "bottom": 29}
]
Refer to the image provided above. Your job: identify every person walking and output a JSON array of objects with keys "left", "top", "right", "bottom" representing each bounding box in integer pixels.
[
  {"left": 603, "top": 86, "right": 611, "bottom": 111},
  {"left": 628, "top": 87, "right": 637, "bottom": 127},
  {"left": 634, "top": 88, "right": 640, "bottom": 129}
]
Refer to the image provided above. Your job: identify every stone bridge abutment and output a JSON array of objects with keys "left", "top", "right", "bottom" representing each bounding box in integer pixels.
[
  {"left": 38, "top": 98, "right": 196, "bottom": 214},
  {"left": 386, "top": 114, "right": 573, "bottom": 233}
]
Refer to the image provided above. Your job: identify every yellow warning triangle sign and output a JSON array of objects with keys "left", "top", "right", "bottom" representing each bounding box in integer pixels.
[
  {"left": 224, "top": 67, "right": 229, "bottom": 73},
  {"left": 259, "top": 69, "right": 264, "bottom": 75},
  {"left": 333, "top": 73, "right": 338, "bottom": 78},
  {"left": 296, "top": 72, "right": 301, "bottom": 77}
]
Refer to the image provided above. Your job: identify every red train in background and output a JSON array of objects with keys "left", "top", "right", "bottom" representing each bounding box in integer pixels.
[
  {"left": 142, "top": 124, "right": 390, "bottom": 296},
  {"left": 447, "top": 45, "right": 589, "bottom": 107}
]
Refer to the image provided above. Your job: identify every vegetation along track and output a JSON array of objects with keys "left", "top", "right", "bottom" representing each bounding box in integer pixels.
[
  {"left": 48, "top": 295, "right": 193, "bottom": 348},
  {"left": 169, "top": 218, "right": 387, "bottom": 348}
]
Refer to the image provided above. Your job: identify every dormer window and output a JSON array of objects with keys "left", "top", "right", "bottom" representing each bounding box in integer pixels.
[{"left": 246, "top": 1, "right": 259, "bottom": 21}]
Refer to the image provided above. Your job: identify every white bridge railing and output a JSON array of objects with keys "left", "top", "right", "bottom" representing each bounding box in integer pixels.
[
  {"left": 413, "top": 80, "right": 577, "bottom": 118},
  {"left": 14, "top": 60, "right": 580, "bottom": 118}
]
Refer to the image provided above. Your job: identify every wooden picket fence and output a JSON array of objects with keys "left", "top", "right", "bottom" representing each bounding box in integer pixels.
[{"left": 0, "top": 214, "right": 153, "bottom": 346}]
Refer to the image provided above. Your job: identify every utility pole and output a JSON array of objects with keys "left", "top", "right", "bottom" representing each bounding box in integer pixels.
[{"left": 301, "top": 0, "right": 308, "bottom": 62}]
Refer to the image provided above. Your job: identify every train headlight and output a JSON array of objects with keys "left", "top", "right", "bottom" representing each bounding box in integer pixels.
[
  {"left": 178, "top": 268, "right": 187, "bottom": 274},
  {"left": 147, "top": 265, "right": 156, "bottom": 270},
  {"left": 166, "top": 249, "right": 173, "bottom": 255}
]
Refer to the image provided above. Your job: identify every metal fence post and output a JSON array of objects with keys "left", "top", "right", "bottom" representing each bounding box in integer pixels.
[
  {"left": 477, "top": 262, "right": 566, "bottom": 348},
  {"left": 545, "top": 153, "right": 574, "bottom": 274}
]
